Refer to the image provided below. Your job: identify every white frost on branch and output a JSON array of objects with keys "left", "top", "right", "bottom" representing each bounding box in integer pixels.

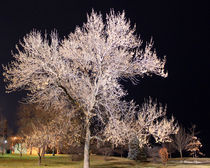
[
  {"left": 3, "top": 9, "right": 168, "bottom": 168},
  {"left": 3, "top": 10, "right": 167, "bottom": 121},
  {"left": 104, "top": 98, "right": 178, "bottom": 147}
]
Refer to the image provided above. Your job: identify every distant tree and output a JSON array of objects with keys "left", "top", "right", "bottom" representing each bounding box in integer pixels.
[
  {"left": 17, "top": 104, "right": 47, "bottom": 134},
  {"left": 113, "top": 145, "right": 127, "bottom": 158},
  {"left": 104, "top": 98, "right": 178, "bottom": 160},
  {"left": 18, "top": 104, "right": 84, "bottom": 162},
  {"left": 162, "top": 142, "right": 176, "bottom": 158},
  {"left": 0, "top": 137, "right": 5, "bottom": 155},
  {"left": 17, "top": 104, "right": 54, "bottom": 157},
  {"left": 145, "top": 146, "right": 161, "bottom": 162},
  {"left": 159, "top": 147, "right": 168, "bottom": 165},
  {"left": 47, "top": 108, "right": 85, "bottom": 156},
  {"left": 189, "top": 124, "right": 200, "bottom": 137},
  {"left": 8, "top": 136, "right": 24, "bottom": 156},
  {"left": 186, "top": 136, "right": 203, "bottom": 158},
  {"left": 0, "top": 113, "right": 7, "bottom": 155},
  {"left": 90, "top": 140, "right": 113, "bottom": 157},
  {"left": 4, "top": 127, "right": 13, "bottom": 153},
  {"left": 172, "top": 125, "right": 191, "bottom": 158},
  {"left": 3, "top": 10, "right": 168, "bottom": 168},
  {"left": 186, "top": 125, "right": 203, "bottom": 158},
  {"left": 15, "top": 137, "right": 24, "bottom": 157},
  {"left": 24, "top": 121, "right": 51, "bottom": 165}
]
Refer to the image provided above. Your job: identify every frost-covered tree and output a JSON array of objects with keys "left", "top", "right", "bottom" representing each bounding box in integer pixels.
[
  {"left": 186, "top": 136, "right": 203, "bottom": 158},
  {"left": 17, "top": 104, "right": 54, "bottom": 163},
  {"left": 104, "top": 99, "right": 178, "bottom": 160},
  {"left": 3, "top": 10, "right": 167, "bottom": 168},
  {"left": 48, "top": 108, "right": 85, "bottom": 155},
  {"left": 24, "top": 122, "right": 51, "bottom": 165},
  {"left": 186, "top": 125, "right": 203, "bottom": 158}
]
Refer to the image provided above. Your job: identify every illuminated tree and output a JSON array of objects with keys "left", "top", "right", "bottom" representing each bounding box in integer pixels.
[
  {"left": 15, "top": 137, "right": 24, "bottom": 157},
  {"left": 17, "top": 104, "right": 50, "bottom": 135},
  {"left": 22, "top": 111, "right": 73, "bottom": 165},
  {"left": 3, "top": 10, "right": 167, "bottom": 168},
  {"left": 186, "top": 136, "right": 203, "bottom": 158},
  {"left": 186, "top": 124, "right": 203, "bottom": 157},
  {"left": 104, "top": 99, "right": 178, "bottom": 160},
  {"left": 47, "top": 108, "right": 85, "bottom": 155},
  {"left": 18, "top": 104, "right": 83, "bottom": 160},
  {"left": 24, "top": 121, "right": 51, "bottom": 165},
  {"left": 17, "top": 104, "right": 41, "bottom": 155}
]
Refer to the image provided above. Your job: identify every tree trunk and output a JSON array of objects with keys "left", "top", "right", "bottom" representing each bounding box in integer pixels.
[
  {"left": 83, "top": 120, "right": 90, "bottom": 168},
  {"left": 56, "top": 144, "right": 60, "bottom": 154},
  {"left": 128, "top": 142, "right": 131, "bottom": 158},
  {"left": 20, "top": 144, "right": 23, "bottom": 157},
  {"left": 18, "top": 144, "right": 23, "bottom": 157},
  {"left": 128, "top": 137, "right": 140, "bottom": 160},
  {"left": 1, "top": 150, "right": 3, "bottom": 155},
  {"left": 38, "top": 155, "right": 42, "bottom": 166},
  {"left": 30, "top": 146, "right": 32, "bottom": 155},
  {"left": 52, "top": 146, "right": 55, "bottom": 156},
  {"left": 1, "top": 145, "right": 4, "bottom": 155},
  {"left": 179, "top": 149, "right": 183, "bottom": 158},
  {"left": 38, "top": 148, "right": 42, "bottom": 166},
  {"left": 41, "top": 145, "right": 45, "bottom": 158}
]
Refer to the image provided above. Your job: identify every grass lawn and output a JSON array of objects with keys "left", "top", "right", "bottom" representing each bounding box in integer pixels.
[{"left": 0, "top": 154, "right": 210, "bottom": 168}]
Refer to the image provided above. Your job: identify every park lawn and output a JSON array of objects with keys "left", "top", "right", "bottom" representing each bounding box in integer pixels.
[{"left": 0, "top": 154, "right": 210, "bottom": 168}]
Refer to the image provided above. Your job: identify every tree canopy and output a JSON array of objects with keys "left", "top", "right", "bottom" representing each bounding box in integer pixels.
[{"left": 3, "top": 10, "right": 169, "bottom": 168}]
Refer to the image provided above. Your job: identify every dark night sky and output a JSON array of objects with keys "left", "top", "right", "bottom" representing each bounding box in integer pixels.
[{"left": 0, "top": 1, "right": 209, "bottom": 156}]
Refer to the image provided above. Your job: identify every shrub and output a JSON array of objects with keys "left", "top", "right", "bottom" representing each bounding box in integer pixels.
[{"left": 159, "top": 147, "right": 168, "bottom": 165}]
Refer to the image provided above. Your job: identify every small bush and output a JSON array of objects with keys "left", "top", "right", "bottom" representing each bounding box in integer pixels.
[{"left": 159, "top": 147, "right": 168, "bottom": 165}]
